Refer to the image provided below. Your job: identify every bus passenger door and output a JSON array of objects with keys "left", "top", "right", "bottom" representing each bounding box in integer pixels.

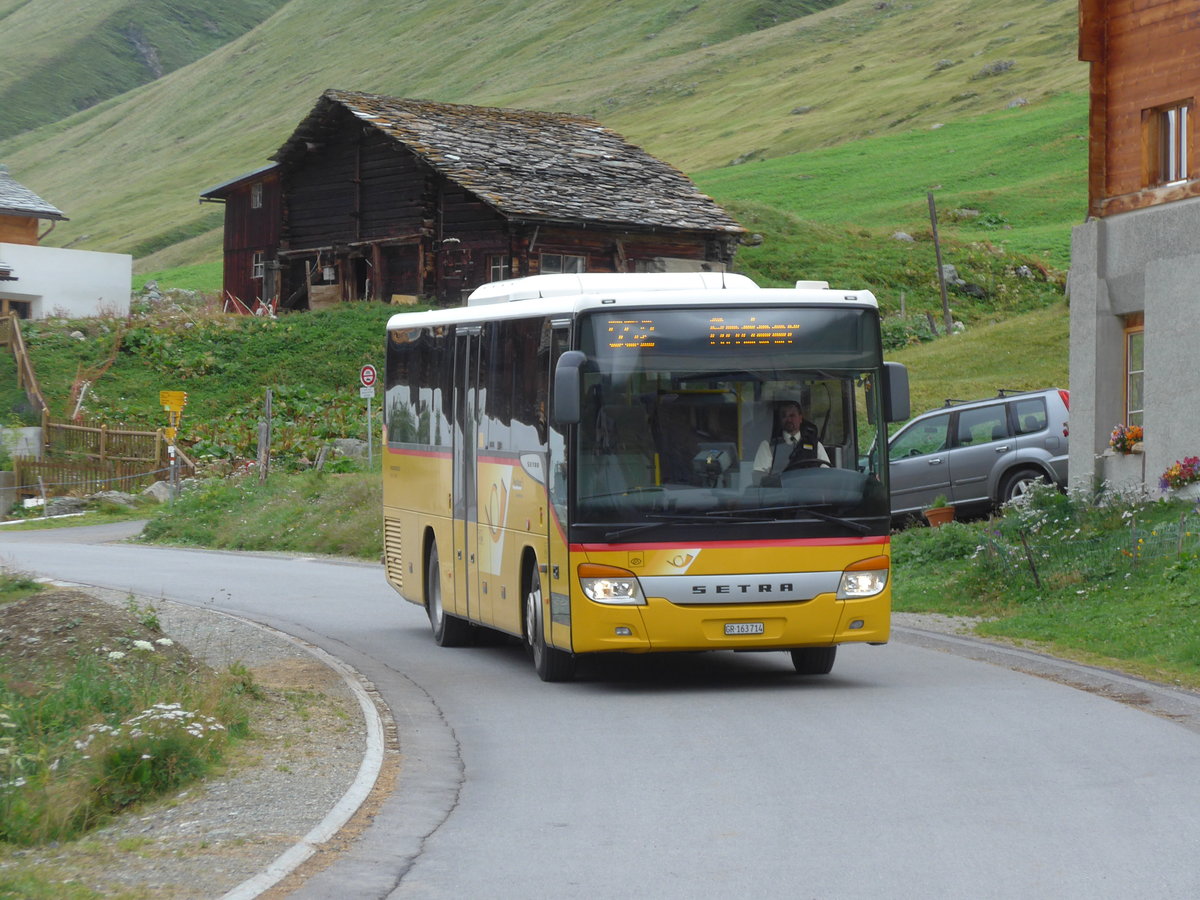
[
  {"left": 452, "top": 326, "right": 481, "bottom": 623},
  {"left": 545, "top": 323, "right": 572, "bottom": 651}
]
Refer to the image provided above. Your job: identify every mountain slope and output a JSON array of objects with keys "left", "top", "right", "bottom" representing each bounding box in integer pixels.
[
  {"left": 0, "top": 0, "right": 288, "bottom": 140},
  {"left": 0, "top": 0, "right": 1085, "bottom": 271}
]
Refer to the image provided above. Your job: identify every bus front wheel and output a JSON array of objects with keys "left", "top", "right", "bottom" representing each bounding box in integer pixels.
[
  {"left": 426, "top": 544, "right": 471, "bottom": 647},
  {"left": 790, "top": 646, "right": 836, "bottom": 675},
  {"left": 524, "top": 567, "right": 575, "bottom": 682}
]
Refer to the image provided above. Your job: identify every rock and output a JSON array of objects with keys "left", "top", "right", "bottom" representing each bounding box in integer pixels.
[
  {"left": 892, "top": 231, "right": 915, "bottom": 242},
  {"left": 142, "top": 481, "right": 173, "bottom": 503},
  {"left": 954, "top": 282, "right": 988, "bottom": 299},
  {"left": 46, "top": 497, "right": 87, "bottom": 516},
  {"left": 70, "top": 331, "right": 86, "bottom": 341},
  {"left": 332, "top": 438, "right": 369, "bottom": 459},
  {"left": 89, "top": 490, "right": 138, "bottom": 508},
  {"left": 940, "top": 264, "right": 964, "bottom": 285}
]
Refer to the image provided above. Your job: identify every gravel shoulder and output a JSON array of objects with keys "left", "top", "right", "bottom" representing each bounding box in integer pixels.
[{"left": 0, "top": 587, "right": 379, "bottom": 899}]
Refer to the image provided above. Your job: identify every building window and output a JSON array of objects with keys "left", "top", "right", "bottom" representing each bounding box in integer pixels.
[
  {"left": 250, "top": 181, "right": 264, "bottom": 209},
  {"left": 488, "top": 254, "right": 511, "bottom": 282},
  {"left": 540, "top": 253, "right": 586, "bottom": 274},
  {"left": 1147, "top": 101, "right": 1191, "bottom": 186},
  {"left": 1125, "top": 320, "right": 1144, "bottom": 427},
  {"left": 252, "top": 251, "right": 265, "bottom": 280}
]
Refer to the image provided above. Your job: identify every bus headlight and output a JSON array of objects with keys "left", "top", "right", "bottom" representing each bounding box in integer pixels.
[
  {"left": 837, "top": 556, "right": 890, "bottom": 599},
  {"left": 578, "top": 564, "right": 646, "bottom": 605}
]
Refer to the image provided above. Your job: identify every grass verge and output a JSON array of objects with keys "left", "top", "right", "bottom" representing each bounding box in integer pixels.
[
  {"left": 0, "top": 577, "right": 259, "bottom": 850},
  {"left": 138, "top": 469, "right": 382, "bottom": 560},
  {"left": 893, "top": 483, "right": 1200, "bottom": 688}
]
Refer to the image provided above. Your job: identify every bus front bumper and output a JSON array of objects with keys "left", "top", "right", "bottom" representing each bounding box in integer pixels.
[{"left": 568, "top": 592, "right": 890, "bottom": 654}]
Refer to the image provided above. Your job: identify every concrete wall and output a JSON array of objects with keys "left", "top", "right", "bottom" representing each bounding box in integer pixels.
[
  {"left": 1068, "top": 196, "right": 1200, "bottom": 495},
  {"left": 0, "top": 427, "right": 41, "bottom": 459},
  {"left": 0, "top": 242, "right": 132, "bottom": 319}
]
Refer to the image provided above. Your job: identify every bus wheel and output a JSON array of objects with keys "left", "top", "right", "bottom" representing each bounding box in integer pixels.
[
  {"left": 523, "top": 567, "right": 575, "bottom": 682},
  {"left": 791, "top": 646, "right": 836, "bottom": 675},
  {"left": 426, "top": 544, "right": 471, "bottom": 647}
]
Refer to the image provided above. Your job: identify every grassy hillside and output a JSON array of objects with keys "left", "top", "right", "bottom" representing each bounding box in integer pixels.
[
  {"left": 0, "top": 0, "right": 287, "bottom": 140},
  {"left": 0, "top": 0, "right": 1085, "bottom": 274},
  {"left": 17, "top": 301, "right": 393, "bottom": 467},
  {"left": 699, "top": 91, "right": 1088, "bottom": 272},
  {"left": 14, "top": 288, "right": 1067, "bottom": 468}
]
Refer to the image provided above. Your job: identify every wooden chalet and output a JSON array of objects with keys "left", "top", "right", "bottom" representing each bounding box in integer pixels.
[{"left": 202, "top": 90, "right": 744, "bottom": 310}]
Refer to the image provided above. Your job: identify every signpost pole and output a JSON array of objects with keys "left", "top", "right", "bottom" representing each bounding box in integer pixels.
[{"left": 360, "top": 365, "right": 377, "bottom": 469}]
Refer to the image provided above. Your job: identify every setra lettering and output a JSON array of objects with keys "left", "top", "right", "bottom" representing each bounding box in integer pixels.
[{"left": 690, "top": 582, "right": 796, "bottom": 595}]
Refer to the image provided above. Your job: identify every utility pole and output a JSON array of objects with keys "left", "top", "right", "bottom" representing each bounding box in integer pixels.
[{"left": 927, "top": 191, "right": 954, "bottom": 335}]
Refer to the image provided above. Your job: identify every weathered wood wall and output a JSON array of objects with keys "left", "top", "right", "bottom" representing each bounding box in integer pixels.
[
  {"left": 220, "top": 172, "right": 281, "bottom": 306},
  {"left": 0, "top": 215, "right": 37, "bottom": 245},
  {"left": 1082, "top": 0, "right": 1200, "bottom": 217}
]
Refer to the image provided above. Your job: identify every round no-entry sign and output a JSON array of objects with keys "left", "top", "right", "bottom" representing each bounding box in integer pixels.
[{"left": 360, "top": 364, "right": 377, "bottom": 387}]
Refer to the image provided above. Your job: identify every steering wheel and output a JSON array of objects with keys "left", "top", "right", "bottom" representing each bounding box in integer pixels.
[{"left": 784, "top": 458, "right": 831, "bottom": 471}]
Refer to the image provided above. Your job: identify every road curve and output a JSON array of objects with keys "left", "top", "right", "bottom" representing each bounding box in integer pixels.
[{"left": 5, "top": 522, "right": 1200, "bottom": 900}]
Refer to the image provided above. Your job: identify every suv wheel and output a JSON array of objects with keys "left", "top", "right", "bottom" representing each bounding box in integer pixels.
[{"left": 1000, "top": 467, "right": 1048, "bottom": 504}]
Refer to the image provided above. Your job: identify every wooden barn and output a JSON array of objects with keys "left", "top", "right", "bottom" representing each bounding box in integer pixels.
[
  {"left": 201, "top": 90, "right": 744, "bottom": 310},
  {"left": 198, "top": 163, "right": 281, "bottom": 313}
]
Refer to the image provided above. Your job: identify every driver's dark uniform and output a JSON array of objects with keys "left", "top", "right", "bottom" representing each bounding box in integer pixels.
[
  {"left": 765, "top": 421, "right": 822, "bottom": 474},
  {"left": 753, "top": 422, "right": 830, "bottom": 482}
]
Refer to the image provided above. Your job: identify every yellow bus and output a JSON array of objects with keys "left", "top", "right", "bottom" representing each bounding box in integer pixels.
[{"left": 382, "top": 273, "right": 909, "bottom": 681}]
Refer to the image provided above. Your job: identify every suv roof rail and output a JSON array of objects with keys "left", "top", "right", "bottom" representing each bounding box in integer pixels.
[
  {"left": 996, "top": 388, "right": 1029, "bottom": 397},
  {"left": 941, "top": 398, "right": 971, "bottom": 407}
]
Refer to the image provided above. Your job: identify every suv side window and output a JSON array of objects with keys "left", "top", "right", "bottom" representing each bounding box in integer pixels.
[
  {"left": 1012, "top": 397, "right": 1048, "bottom": 435},
  {"left": 956, "top": 404, "right": 1009, "bottom": 445},
  {"left": 891, "top": 412, "right": 951, "bottom": 458}
]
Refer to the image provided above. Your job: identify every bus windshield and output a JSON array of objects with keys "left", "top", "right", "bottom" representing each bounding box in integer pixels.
[{"left": 574, "top": 306, "right": 889, "bottom": 537}]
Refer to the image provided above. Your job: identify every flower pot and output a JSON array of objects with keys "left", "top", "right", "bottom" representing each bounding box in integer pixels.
[{"left": 923, "top": 505, "right": 955, "bottom": 527}]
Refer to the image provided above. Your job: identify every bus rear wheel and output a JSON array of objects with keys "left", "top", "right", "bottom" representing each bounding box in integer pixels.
[
  {"left": 524, "top": 567, "right": 575, "bottom": 682},
  {"left": 791, "top": 646, "right": 837, "bottom": 675},
  {"left": 426, "top": 544, "right": 471, "bottom": 647}
]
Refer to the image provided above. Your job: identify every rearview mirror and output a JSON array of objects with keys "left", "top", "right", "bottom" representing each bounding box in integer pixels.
[
  {"left": 883, "top": 362, "right": 910, "bottom": 423},
  {"left": 552, "top": 351, "right": 587, "bottom": 425}
]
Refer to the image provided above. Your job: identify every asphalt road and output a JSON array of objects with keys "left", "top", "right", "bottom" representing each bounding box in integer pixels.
[{"left": 4, "top": 522, "right": 1200, "bottom": 899}]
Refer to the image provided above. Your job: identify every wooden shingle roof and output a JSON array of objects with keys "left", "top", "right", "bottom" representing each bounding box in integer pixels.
[
  {"left": 272, "top": 90, "right": 743, "bottom": 235},
  {"left": 0, "top": 165, "right": 67, "bottom": 220}
]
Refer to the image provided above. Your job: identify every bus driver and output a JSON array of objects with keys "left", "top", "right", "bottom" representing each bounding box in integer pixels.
[{"left": 753, "top": 400, "right": 829, "bottom": 481}]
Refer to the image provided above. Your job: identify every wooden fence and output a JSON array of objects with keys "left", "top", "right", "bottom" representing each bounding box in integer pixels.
[
  {"left": 0, "top": 314, "right": 48, "bottom": 416},
  {"left": 3, "top": 314, "right": 195, "bottom": 501},
  {"left": 13, "top": 457, "right": 167, "bottom": 499}
]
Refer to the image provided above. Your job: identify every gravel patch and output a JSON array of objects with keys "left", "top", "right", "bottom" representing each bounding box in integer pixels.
[{"left": 0, "top": 588, "right": 373, "bottom": 899}]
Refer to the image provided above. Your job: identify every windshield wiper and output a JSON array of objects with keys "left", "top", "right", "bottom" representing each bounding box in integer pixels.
[
  {"left": 712, "top": 505, "right": 873, "bottom": 535},
  {"left": 603, "top": 512, "right": 775, "bottom": 540}
]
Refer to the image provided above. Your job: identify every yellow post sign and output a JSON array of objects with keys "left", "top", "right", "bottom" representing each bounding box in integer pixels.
[
  {"left": 160, "top": 391, "right": 187, "bottom": 412},
  {"left": 160, "top": 390, "right": 187, "bottom": 443}
]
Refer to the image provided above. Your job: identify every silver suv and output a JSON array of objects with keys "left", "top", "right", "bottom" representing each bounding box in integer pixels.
[{"left": 886, "top": 388, "right": 1069, "bottom": 519}]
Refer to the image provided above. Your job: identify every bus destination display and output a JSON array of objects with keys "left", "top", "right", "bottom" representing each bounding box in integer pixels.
[
  {"left": 604, "top": 314, "right": 801, "bottom": 351},
  {"left": 708, "top": 315, "right": 800, "bottom": 347}
]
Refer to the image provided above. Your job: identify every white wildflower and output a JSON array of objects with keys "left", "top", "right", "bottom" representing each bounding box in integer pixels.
[
  {"left": 108, "top": 650, "right": 126, "bottom": 660},
  {"left": 132, "top": 640, "right": 155, "bottom": 652},
  {"left": 155, "top": 638, "right": 174, "bottom": 647}
]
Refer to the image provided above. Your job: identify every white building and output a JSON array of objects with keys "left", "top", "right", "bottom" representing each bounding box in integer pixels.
[{"left": 0, "top": 164, "right": 131, "bottom": 319}]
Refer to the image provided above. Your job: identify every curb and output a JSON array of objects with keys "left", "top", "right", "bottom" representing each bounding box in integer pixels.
[
  {"left": 35, "top": 578, "right": 390, "bottom": 899},
  {"left": 892, "top": 622, "right": 1200, "bottom": 735},
  {"left": 216, "top": 614, "right": 388, "bottom": 900}
]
